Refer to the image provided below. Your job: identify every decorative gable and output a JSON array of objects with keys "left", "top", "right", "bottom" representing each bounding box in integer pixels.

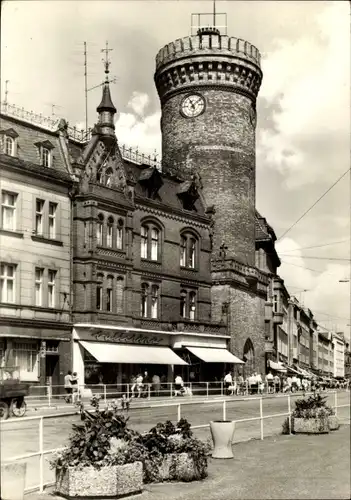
[
  {"left": 34, "top": 139, "right": 55, "bottom": 150},
  {"left": 177, "top": 179, "right": 200, "bottom": 211},
  {"left": 0, "top": 128, "right": 19, "bottom": 139}
]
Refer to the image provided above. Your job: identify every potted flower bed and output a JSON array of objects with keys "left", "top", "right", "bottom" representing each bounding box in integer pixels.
[
  {"left": 283, "top": 393, "right": 339, "bottom": 435},
  {"left": 51, "top": 397, "right": 210, "bottom": 497},
  {"left": 51, "top": 398, "right": 143, "bottom": 499}
]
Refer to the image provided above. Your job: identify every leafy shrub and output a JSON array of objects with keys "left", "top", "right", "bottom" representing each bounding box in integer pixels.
[{"left": 292, "top": 393, "right": 334, "bottom": 419}]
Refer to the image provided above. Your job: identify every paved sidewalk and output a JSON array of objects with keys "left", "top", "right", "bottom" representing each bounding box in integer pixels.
[{"left": 26, "top": 423, "right": 350, "bottom": 500}]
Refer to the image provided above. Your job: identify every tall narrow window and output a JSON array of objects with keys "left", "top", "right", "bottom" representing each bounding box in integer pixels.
[
  {"left": 42, "top": 147, "right": 51, "bottom": 167},
  {"left": 107, "top": 217, "right": 113, "bottom": 248},
  {"left": 189, "top": 238, "right": 196, "bottom": 268},
  {"left": 48, "top": 203, "right": 57, "bottom": 239},
  {"left": 84, "top": 222, "right": 89, "bottom": 247},
  {"left": 105, "top": 168, "right": 112, "bottom": 187},
  {"left": 151, "top": 285, "right": 159, "bottom": 319},
  {"left": 116, "top": 219, "right": 123, "bottom": 249},
  {"left": 48, "top": 270, "right": 56, "bottom": 308},
  {"left": 96, "top": 274, "right": 103, "bottom": 310},
  {"left": 5, "top": 137, "right": 14, "bottom": 156},
  {"left": 0, "top": 263, "right": 15, "bottom": 303},
  {"left": 151, "top": 228, "right": 159, "bottom": 261},
  {"left": 141, "top": 283, "right": 148, "bottom": 317},
  {"left": 180, "top": 289, "right": 187, "bottom": 318},
  {"left": 106, "top": 276, "right": 113, "bottom": 312},
  {"left": 140, "top": 226, "right": 148, "bottom": 259},
  {"left": 189, "top": 291, "right": 196, "bottom": 320},
  {"left": 116, "top": 277, "right": 124, "bottom": 314},
  {"left": 1, "top": 192, "right": 17, "bottom": 231},
  {"left": 35, "top": 268, "right": 44, "bottom": 306},
  {"left": 35, "top": 200, "right": 44, "bottom": 235},
  {"left": 96, "top": 214, "right": 103, "bottom": 246},
  {"left": 180, "top": 237, "right": 186, "bottom": 267}
]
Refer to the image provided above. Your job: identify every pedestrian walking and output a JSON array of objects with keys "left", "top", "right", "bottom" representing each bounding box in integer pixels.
[
  {"left": 71, "top": 372, "right": 79, "bottom": 404},
  {"left": 64, "top": 370, "right": 73, "bottom": 403},
  {"left": 224, "top": 371, "right": 233, "bottom": 394},
  {"left": 136, "top": 373, "right": 143, "bottom": 398},
  {"left": 152, "top": 373, "right": 161, "bottom": 397},
  {"left": 174, "top": 374, "right": 184, "bottom": 396}
]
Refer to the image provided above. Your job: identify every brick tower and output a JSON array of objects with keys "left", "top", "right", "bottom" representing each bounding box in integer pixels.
[{"left": 155, "top": 22, "right": 269, "bottom": 373}]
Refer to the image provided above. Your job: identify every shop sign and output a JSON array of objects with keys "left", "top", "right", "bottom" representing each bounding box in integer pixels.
[{"left": 88, "top": 329, "right": 165, "bottom": 345}]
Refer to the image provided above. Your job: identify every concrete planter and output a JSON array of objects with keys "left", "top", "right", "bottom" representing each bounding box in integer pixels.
[
  {"left": 156, "top": 452, "right": 205, "bottom": 482},
  {"left": 55, "top": 462, "right": 143, "bottom": 498},
  {"left": 1, "top": 462, "right": 27, "bottom": 500},
  {"left": 328, "top": 415, "right": 340, "bottom": 431},
  {"left": 293, "top": 417, "right": 329, "bottom": 434},
  {"left": 210, "top": 420, "right": 235, "bottom": 459}
]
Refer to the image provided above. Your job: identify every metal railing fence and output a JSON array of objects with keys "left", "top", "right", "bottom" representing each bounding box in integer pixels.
[{"left": 1, "top": 390, "right": 349, "bottom": 495}]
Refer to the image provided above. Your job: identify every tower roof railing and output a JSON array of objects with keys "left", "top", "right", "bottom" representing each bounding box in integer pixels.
[{"left": 0, "top": 101, "right": 161, "bottom": 169}]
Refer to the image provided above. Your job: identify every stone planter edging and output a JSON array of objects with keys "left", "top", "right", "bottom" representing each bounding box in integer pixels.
[
  {"left": 292, "top": 417, "right": 329, "bottom": 434},
  {"left": 327, "top": 415, "right": 340, "bottom": 431},
  {"left": 55, "top": 461, "right": 143, "bottom": 498}
]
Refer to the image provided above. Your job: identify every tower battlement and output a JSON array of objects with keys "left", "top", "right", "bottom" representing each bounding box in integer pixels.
[{"left": 155, "top": 34, "right": 262, "bottom": 102}]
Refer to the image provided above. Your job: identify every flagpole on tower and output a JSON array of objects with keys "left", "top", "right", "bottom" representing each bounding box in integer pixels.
[{"left": 213, "top": 0, "right": 216, "bottom": 28}]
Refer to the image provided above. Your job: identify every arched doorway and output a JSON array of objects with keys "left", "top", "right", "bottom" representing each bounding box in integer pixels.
[{"left": 243, "top": 338, "right": 255, "bottom": 376}]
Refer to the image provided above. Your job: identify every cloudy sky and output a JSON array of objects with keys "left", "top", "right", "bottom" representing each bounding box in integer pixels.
[{"left": 1, "top": 0, "right": 350, "bottom": 341}]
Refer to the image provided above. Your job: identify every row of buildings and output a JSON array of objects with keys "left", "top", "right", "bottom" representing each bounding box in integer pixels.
[{"left": 1, "top": 23, "right": 349, "bottom": 388}]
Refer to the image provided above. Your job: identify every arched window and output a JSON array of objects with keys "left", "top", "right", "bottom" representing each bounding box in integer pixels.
[
  {"left": 141, "top": 283, "right": 149, "bottom": 318},
  {"left": 151, "top": 285, "right": 159, "bottom": 319},
  {"left": 106, "top": 276, "right": 113, "bottom": 312},
  {"left": 96, "top": 171, "right": 102, "bottom": 184},
  {"left": 180, "top": 289, "right": 187, "bottom": 318},
  {"left": 243, "top": 338, "right": 255, "bottom": 376},
  {"left": 107, "top": 216, "right": 114, "bottom": 248},
  {"left": 140, "top": 223, "right": 161, "bottom": 261},
  {"left": 105, "top": 168, "right": 113, "bottom": 187},
  {"left": 116, "top": 218, "right": 124, "bottom": 250},
  {"left": 96, "top": 214, "right": 104, "bottom": 246},
  {"left": 96, "top": 273, "right": 104, "bottom": 310},
  {"left": 116, "top": 277, "right": 124, "bottom": 314},
  {"left": 189, "top": 291, "right": 196, "bottom": 320},
  {"left": 5, "top": 137, "right": 14, "bottom": 156},
  {"left": 180, "top": 233, "right": 198, "bottom": 269}
]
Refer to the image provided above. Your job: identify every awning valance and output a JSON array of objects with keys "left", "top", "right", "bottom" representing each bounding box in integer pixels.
[
  {"left": 186, "top": 347, "right": 244, "bottom": 364},
  {"left": 80, "top": 341, "right": 187, "bottom": 365},
  {"left": 268, "top": 360, "right": 287, "bottom": 372}
]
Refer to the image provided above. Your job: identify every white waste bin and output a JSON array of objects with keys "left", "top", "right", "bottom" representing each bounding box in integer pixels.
[{"left": 1, "top": 462, "right": 27, "bottom": 500}]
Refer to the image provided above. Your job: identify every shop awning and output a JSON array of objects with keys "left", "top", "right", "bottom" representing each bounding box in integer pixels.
[
  {"left": 186, "top": 347, "right": 244, "bottom": 364},
  {"left": 286, "top": 366, "right": 301, "bottom": 375},
  {"left": 268, "top": 360, "right": 287, "bottom": 372},
  {"left": 80, "top": 341, "right": 187, "bottom": 365}
]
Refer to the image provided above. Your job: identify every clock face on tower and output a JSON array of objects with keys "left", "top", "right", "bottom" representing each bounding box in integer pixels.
[{"left": 180, "top": 94, "right": 205, "bottom": 118}]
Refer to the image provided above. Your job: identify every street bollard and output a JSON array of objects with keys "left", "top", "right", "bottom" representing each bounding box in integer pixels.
[
  {"left": 177, "top": 403, "right": 181, "bottom": 422},
  {"left": 222, "top": 400, "right": 226, "bottom": 421},
  {"left": 334, "top": 391, "right": 338, "bottom": 416},
  {"left": 259, "top": 397, "right": 264, "bottom": 440},
  {"left": 206, "top": 382, "right": 209, "bottom": 399},
  {"left": 288, "top": 394, "right": 292, "bottom": 435}
]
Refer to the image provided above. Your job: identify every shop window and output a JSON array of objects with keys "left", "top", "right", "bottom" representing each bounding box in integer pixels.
[
  {"left": 96, "top": 273, "right": 103, "bottom": 310},
  {"left": 180, "top": 232, "right": 198, "bottom": 269},
  {"left": 116, "top": 276, "right": 124, "bottom": 314},
  {"left": 96, "top": 214, "right": 103, "bottom": 246},
  {"left": 1, "top": 191, "right": 17, "bottom": 231},
  {"left": 140, "top": 222, "right": 161, "bottom": 261},
  {"left": 0, "top": 263, "right": 16, "bottom": 303},
  {"left": 106, "top": 276, "right": 113, "bottom": 312},
  {"left": 13, "top": 341, "right": 38, "bottom": 381},
  {"left": 107, "top": 216, "right": 114, "bottom": 248}
]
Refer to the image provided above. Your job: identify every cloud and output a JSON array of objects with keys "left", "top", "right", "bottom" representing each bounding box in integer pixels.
[
  {"left": 257, "top": 2, "right": 350, "bottom": 189},
  {"left": 127, "top": 92, "right": 150, "bottom": 116}
]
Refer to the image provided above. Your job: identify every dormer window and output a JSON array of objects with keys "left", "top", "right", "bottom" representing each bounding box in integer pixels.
[
  {"left": 0, "top": 128, "right": 19, "bottom": 157},
  {"left": 34, "top": 140, "right": 54, "bottom": 168}
]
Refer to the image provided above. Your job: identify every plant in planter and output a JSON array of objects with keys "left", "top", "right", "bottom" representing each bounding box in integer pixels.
[
  {"left": 286, "top": 393, "right": 339, "bottom": 434},
  {"left": 50, "top": 399, "right": 142, "bottom": 499}
]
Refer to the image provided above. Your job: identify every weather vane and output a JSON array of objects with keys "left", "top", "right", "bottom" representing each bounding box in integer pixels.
[{"left": 101, "top": 41, "right": 113, "bottom": 82}]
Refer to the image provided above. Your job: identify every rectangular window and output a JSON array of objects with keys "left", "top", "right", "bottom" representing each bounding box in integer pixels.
[
  {"left": 189, "top": 291, "right": 196, "bottom": 321},
  {"left": 13, "top": 342, "right": 38, "bottom": 379},
  {"left": 141, "top": 283, "right": 148, "bottom": 317},
  {"left": 0, "top": 263, "right": 15, "bottom": 303},
  {"left": 48, "top": 270, "right": 56, "bottom": 308},
  {"left": 189, "top": 238, "right": 196, "bottom": 268},
  {"left": 1, "top": 191, "right": 17, "bottom": 231},
  {"left": 273, "top": 295, "right": 278, "bottom": 313},
  {"left": 180, "top": 290, "right": 187, "bottom": 318},
  {"left": 35, "top": 268, "right": 44, "bottom": 306},
  {"left": 180, "top": 237, "right": 186, "bottom": 267},
  {"left": 151, "top": 228, "right": 159, "bottom": 261},
  {"left": 116, "top": 226, "right": 123, "bottom": 249},
  {"left": 116, "top": 277, "right": 124, "bottom": 314},
  {"left": 141, "top": 226, "right": 148, "bottom": 259},
  {"left": 48, "top": 203, "right": 57, "bottom": 239},
  {"left": 35, "top": 199, "right": 44, "bottom": 235},
  {"left": 151, "top": 285, "right": 158, "bottom": 319},
  {"left": 84, "top": 222, "right": 89, "bottom": 247},
  {"left": 5, "top": 137, "right": 14, "bottom": 156}
]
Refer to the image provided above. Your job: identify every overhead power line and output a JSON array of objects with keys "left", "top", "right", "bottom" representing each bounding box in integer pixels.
[
  {"left": 279, "top": 255, "right": 351, "bottom": 262},
  {"left": 279, "top": 239, "right": 350, "bottom": 252},
  {"left": 280, "top": 260, "right": 336, "bottom": 275},
  {"left": 278, "top": 167, "right": 351, "bottom": 241}
]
